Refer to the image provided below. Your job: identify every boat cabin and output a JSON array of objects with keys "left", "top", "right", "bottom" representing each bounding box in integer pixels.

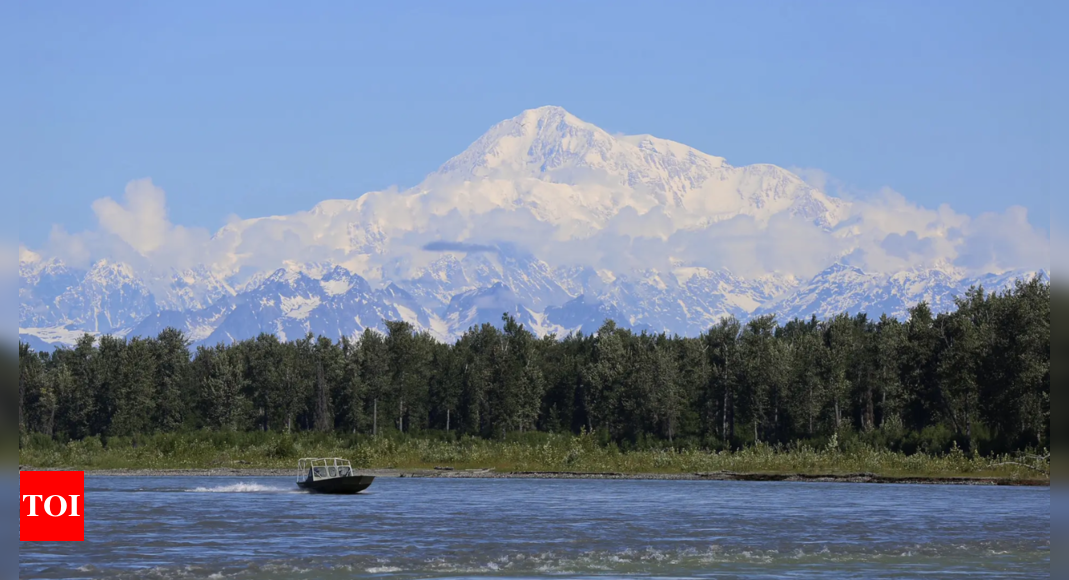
[{"left": 298, "top": 457, "right": 355, "bottom": 483}]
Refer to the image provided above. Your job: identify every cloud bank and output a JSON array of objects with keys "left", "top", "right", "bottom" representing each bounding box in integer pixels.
[
  {"left": 40, "top": 179, "right": 216, "bottom": 274},
  {"left": 26, "top": 171, "right": 1050, "bottom": 287}
]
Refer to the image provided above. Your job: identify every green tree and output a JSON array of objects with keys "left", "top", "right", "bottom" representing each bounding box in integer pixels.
[
  {"left": 704, "top": 317, "right": 742, "bottom": 442},
  {"left": 582, "top": 321, "right": 631, "bottom": 438},
  {"left": 821, "top": 314, "right": 856, "bottom": 433},
  {"left": 937, "top": 288, "right": 990, "bottom": 450},
  {"left": 152, "top": 328, "right": 192, "bottom": 432},
  {"left": 104, "top": 337, "right": 158, "bottom": 437},
  {"left": 493, "top": 314, "right": 546, "bottom": 435},
  {"left": 739, "top": 315, "right": 787, "bottom": 443},
  {"left": 17, "top": 275, "right": 1049, "bottom": 458},
  {"left": 358, "top": 328, "right": 390, "bottom": 436},
  {"left": 51, "top": 334, "right": 97, "bottom": 439},
  {"left": 779, "top": 317, "right": 826, "bottom": 438},
  {"left": 383, "top": 321, "right": 433, "bottom": 433},
  {"left": 18, "top": 343, "right": 36, "bottom": 436},
  {"left": 873, "top": 315, "right": 906, "bottom": 429},
  {"left": 650, "top": 335, "right": 683, "bottom": 442},
  {"left": 902, "top": 303, "right": 941, "bottom": 433},
  {"left": 194, "top": 345, "right": 248, "bottom": 430},
  {"left": 333, "top": 336, "right": 367, "bottom": 433}
]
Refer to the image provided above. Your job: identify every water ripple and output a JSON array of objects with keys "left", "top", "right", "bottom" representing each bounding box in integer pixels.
[{"left": 20, "top": 477, "right": 1049, "bottom": 579}]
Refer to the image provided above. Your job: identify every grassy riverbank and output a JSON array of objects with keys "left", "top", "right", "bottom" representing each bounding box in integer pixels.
[{"left": 18, "top": 431, "right": 1049, "bottom": 482}]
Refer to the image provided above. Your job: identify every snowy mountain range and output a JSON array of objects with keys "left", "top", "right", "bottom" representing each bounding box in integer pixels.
[{"left": 18, "top": 106, "right": 1049, "bottom": 350}]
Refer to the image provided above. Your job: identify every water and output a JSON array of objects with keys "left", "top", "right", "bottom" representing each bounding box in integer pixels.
[{"left": 20, "top": 477, "right": 1049, "bottom": 579}]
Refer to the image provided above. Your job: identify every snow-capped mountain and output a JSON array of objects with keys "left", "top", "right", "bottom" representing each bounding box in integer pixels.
[
  {"left": 443, "top": 282, "right": 545, "bottom": 337},
  {"left": 17, "top": 106, "right": 1049, "bottom": 350},
  {"left": 390, "top": 245, "right": 572, "bottom": 313},
  {"left": 758, "top": 263, "right": 1049, "bottom": 322},
  {"left": 196, "top": 105, "right": 852, "bottom": 285},
  {"left": 130, "top": 265, "right": 445, "bottom": 348},
  {"left": 20, "top": 258, "right": 156, "bottom": 336},
  {"left": 20, "top": 257, "right": 83, "bottom": 329},
  {"left": 429, "top": 106, "right": 847, "bottom": 230},
  {"left": 151, "top": 266, "right": 236, "bottom": 312}
]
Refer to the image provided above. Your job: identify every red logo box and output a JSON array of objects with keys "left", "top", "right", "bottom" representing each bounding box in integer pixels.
[{"left": 20, "top": 471, "right": 85, "bottom": 542}]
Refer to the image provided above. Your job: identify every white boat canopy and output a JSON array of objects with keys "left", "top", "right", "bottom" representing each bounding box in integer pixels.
[{"left": 298, "top": 458, "right": 354, "bottom": 482}]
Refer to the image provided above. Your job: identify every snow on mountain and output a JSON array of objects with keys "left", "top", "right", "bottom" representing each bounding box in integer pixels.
[
  {"left": 676, "top": 267, "right": 797, "bottom": 324},
  {"left": 17, "top": 106, "right": 1048, "bottom": 349},
  {"left": 22, "top": 260, "right": 157, "bottom": 337},
  {"left": 151, "top": 266, "right": 236, "bottom": 311},
  {"left": 130, "top": 300, "right": 237, "bottom": 345},
  {"left": 970, "top": 268, "right": 1050, "bottom": 294},
  {"left": 430, "top": 106, "right": 847, "bottom": 230},
  {"left": 59, "top": 260, "right": 157, "bottom": 334},
  {"left": 17, "top": 257, "right": 1046, "bottom": 350},
  {"left": 759, "top": 263, "right": 1048, "bottom": 322},
  {"left": 394, "top": 245, "right": 571, "bottom": 313},
  {"left": 201, "top": 106, "right": 850, "bottom": 287},
  {"left": 191, "top": 265, "right": 436, "bottom": 346},
  {"left": 544, "top": 294, "right": 647, "bottom": 336},
  {"left": 19, "top": 257, "right": 84, "bottom": 329},
  {"left": 442, "top": 282, "right": 545, "bottom": 337},
  {"left": 19, "top": 333, "right": 58, "bottom": 353}
]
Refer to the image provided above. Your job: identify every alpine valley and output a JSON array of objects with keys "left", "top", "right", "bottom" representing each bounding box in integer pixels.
[{"left": 18, "top": 107, "right": 1048, "bottom": 350}]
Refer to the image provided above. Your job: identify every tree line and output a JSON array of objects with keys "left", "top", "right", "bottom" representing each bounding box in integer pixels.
[{"left": 19, "top": 277, "right": 1049, "bottom": 455}]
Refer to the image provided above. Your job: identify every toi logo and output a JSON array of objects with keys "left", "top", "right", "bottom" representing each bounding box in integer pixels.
[{"left": 20, "top": 471, "right": 85, "bottom": 542}]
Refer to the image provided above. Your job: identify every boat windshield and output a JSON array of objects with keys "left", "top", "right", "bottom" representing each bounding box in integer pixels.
[{"left": 298, "top": 458, "right": 355, "bottom": 482}]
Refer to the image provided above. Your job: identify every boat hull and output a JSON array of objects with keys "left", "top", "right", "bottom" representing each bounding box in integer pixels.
[{"left": 297, "top": 475, "right": 375, "bottom": 494}]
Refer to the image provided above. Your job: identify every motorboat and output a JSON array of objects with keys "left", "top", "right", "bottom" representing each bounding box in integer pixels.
[{"left": 297, "top": 458, "right": 374, "bottom": 494}]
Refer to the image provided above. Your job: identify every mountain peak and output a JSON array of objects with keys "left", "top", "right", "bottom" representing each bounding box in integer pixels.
[
  {"left": 434, "top": 105, "right": 606, "bottom": 179},
  {"left": 514, "top": 105, "right": 583, "bottom": 129},
  {"left": 430, "top": 106, "right": 740, "bottom": 217},
  {"left": 87, "top": 259, "right": 137, "bottom": 280}
]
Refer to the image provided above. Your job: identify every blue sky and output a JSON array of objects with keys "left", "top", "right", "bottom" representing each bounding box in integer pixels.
[{"left": 7, "top": 0, "right": 1060, "bottom": 249}]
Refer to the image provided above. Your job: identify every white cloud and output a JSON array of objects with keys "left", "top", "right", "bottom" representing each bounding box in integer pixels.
[
  {"left": 38, "top": 179, "right": 220, "bottom": 278},
  {"left": 954, "top": 206, "right": 1050, "bottom": 274},
  {"left": 92, "top": 179, "right": 172, "bottom": 255},
  {"left": 45, "top": 224, "right": 94, "bottom": 269},
  {"left": 790, "top": 167, "right": 831, "bottom": 194},
  {"left": 21, "top": 168, "right": 1051, "bottom": 291},
  {"left": 18, "top": 244, "right": 40, "bottom": 265}
]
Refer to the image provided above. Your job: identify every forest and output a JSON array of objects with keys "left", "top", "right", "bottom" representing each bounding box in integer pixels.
[{"left": 18, "top": 277, "right": 1049, "bottom": 459}]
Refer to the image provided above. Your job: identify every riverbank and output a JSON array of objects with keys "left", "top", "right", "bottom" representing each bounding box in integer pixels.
[
  {"left": 19, "top": 431, "right": 1049, "bottom": 485},
  {"left": 19, "top": 465, "right": 1048, "bottom": 486}
]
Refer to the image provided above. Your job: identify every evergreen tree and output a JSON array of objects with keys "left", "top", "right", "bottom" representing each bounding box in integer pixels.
[
  {"left": 359, "top": 328, "right": 390, "bottom": 436},
  {"left": 873, "top": 315, "right": 906, "bottom": 429},
  {"left": 109, "top": 337, "right": 157, "bottom": 437},
  {"left": 739, "top": 315, "right": 787, "bottom": 443},
  {"left": 582, "top": 321, "right": 631, "bottom": 438},
  {"left": 333, "top": 336, "right": 367, "bottom": 433},
  {"left": 780, "top": 317, "right": 826, "bottom": 438},
  {"left": 194, "top": 345, "right": 248, "bottom": 430},
  {"left": 704, "top": 317, "right": 742, "bottom": 442},
  {"left": 16, "top": 277, "right": 1049, "bottom": 458},
  {"left": 152, "top": 328, "right": 192, "bottom": 432}
]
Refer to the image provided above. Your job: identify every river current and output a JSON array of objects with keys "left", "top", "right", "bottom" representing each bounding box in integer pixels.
[{"left": 19, "top": 476, "right": 1050, "bottom": 579}]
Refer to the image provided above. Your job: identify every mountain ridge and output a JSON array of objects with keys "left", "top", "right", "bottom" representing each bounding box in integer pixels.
[
  {"left": 18, "top": 106, "right": 1049, "bottom": 349},
  {"left": 20, "top": 254, "right": 1047, "bottom": 350}
]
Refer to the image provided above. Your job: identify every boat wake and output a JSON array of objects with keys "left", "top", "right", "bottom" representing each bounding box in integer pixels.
[{"left": 188, "top": 483, "right": 299, "bottom": 494}]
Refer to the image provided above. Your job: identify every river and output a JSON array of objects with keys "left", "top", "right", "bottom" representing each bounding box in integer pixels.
[{"left": 19, "top": 476, "right": 1049, "bottom": 579}]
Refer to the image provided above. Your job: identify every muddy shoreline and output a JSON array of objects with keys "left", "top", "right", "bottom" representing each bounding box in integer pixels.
[{"left": 19, "top": 465, "right": 1048, "bottom": 486}]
